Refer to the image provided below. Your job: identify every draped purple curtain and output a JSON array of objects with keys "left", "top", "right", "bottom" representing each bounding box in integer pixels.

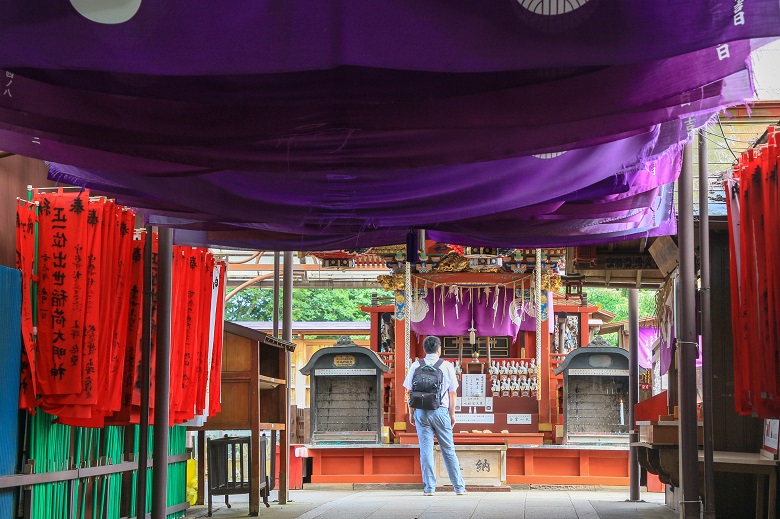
[
  {"left": 411, "top": 287, "right": 553, "bottom": 337},
  {"left": 0, "top": 2, "right": 776, "bottom": 249}
]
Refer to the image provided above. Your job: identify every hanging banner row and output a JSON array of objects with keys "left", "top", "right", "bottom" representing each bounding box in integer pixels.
[{"left": 16, "top": 188, "right": 226, "bottom": 427}]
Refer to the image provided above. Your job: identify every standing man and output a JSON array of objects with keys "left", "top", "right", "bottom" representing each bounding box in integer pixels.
[{"left": 403, "top": 336, "right": 466, "bottom": 496}]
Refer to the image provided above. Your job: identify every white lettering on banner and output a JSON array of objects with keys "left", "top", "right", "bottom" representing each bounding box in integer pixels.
[
  {"left": 454, "top": 414, "right": 495, "bottom": 424},
  {"left": 734, "top": 0, "right": 745, "bottom": 26},
  {"left": 685, "top": 116, "right": 696, "bottom": 136},
  {"left": 716, "top": 43, "right": 731, "bottom": 60},
  {"left": 507, "top": 414, "right": 533, "bottom": 425},
  {"left": 3, "top": 71, "right": 12, "bottom": 98}
]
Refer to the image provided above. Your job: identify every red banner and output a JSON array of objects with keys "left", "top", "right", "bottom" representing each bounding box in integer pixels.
[
  {"left": 728, "top": 127, "right": 780, "bottom": 417},
  {"left": 209, "top": 262, "right": 227, "bottom": 417},
  {"left": 121, "top": 232, "right": 145, "bottom": 412},
  {"left": 20, "top": 194, "right": 225, "bottom": 426},
  {"left": 49, "top": 198, "right": 104, "bottom": 411},
  {"left": 195, "top": 253, "right": 215, "bottom": 415},
  {"left": 16, "top": 200, "right": 39, "bottom": 411},
  {"left": 105, "top": 208, "right": 135, "bottom": 414},
  {"left": 34, "top": 189, "right": 88, "bottom": 396}
]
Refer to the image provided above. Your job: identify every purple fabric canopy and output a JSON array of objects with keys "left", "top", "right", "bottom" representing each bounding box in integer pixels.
[
  {"left": 1, "top": 1, "right": 777, "bottom": 74},
  {"left": 0, "top": 4, "right": 776, "bottom": 250}
]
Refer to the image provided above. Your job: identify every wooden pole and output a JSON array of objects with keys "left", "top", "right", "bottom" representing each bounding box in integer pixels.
[
  {"left": 535, "top": 249, "right": 542, "bottom": 402},
  {"left": 677, "top": 142, "right": 701, "bottom": 518},
  {"left": 628, "top": 288, "right": 640, "bottom": 502},
  {"left": 136, "top": 226, "right": 153, "bottom": 516},
  {"left": 279, "top": 251, "right": 292, "bottom": 504},
  {"left": 699, "top": 131, "right": 715, "bottom": 519},
  {"left": 151, "top": 227, "right": 172, "bottom": 519}
]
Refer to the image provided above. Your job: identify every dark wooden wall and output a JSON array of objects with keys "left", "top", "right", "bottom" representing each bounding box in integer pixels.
[
  {"left": 709, "top": 229, "right": 764, "bottom": 517},
  {"left": 0, "top": 155, "right": 52, "bottom": 268}
]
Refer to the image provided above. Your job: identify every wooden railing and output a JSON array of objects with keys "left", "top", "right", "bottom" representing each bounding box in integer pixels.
[
  {"left": 551, "top": 353, "right": 567, "bottom": 375},
  {"left": 377, "top": 351, "right": 396, "bottom": 425},
  {"left": 377, "top": 351, "right": 395, "bottom": 373}
]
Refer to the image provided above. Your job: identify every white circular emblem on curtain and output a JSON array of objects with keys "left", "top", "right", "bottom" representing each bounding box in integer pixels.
[
  {"left": 533, "top": 151, "right": 567, "bottom": 159},
  {"left": 509, "top": 299, "right": 527, "bottom": 325},
  {"left": 409, "top": 298, "right": 430, "bottom": 323},
  {"left": 516, "top": 0, "right": 592, "bottom": 15},
  {"left": 71, "top": 0, "right": 142, "bottom": 24}
]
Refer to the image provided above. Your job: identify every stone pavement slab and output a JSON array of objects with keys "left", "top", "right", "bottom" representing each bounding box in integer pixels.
[{"left": 187, "top": 488, "right": 676, "bottom": 519}]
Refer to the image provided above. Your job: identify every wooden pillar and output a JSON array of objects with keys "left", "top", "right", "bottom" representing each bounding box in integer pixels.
[
  {"left": 249, "top": 331, "right": 260, "bottom": 515},
  {"left": 151, "top": 227, "right": 172, "bottom": 519},
  {"left": 279, "top": 251, "right": 293, "bottom": 504},
  {"left": 628, "top": 289, "right": 640, "bottom": 502},
  {"left": 541, "top": 321, "right": 552, "bottom": 424},
  {"left": 197, "top": 432, "right": 205, "bottom": 506},
  {"left": 579, "top": 309, "right": 589, "bottom": 347},
  {"left": 677, "top": 142, "right": 701, "bottom": 518},
  {"left": 699, "top": 130, "right": 716, "bottom": 519},
  {"left": 393, "top": 315, "right": 407, "bottom": 428}
]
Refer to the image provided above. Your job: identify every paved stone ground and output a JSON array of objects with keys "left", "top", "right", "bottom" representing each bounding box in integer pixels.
[{"left": 187, "top": 487, "right": 675, "bottom": 519}]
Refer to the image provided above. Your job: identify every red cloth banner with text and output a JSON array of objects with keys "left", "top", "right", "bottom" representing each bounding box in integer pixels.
[{"left": 33, "top": 189, "right": 88, "bottom": 397}]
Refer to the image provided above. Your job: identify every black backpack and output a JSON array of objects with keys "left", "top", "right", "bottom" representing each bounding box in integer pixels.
[{"left": 408, "top": 359, "right": 444, "bottom": 410}]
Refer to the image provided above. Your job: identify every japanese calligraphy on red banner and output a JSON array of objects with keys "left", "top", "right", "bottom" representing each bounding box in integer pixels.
[
  {"left": 208, "top": 262, "right": 227, "bottom": 417},
  {"left": 19, "top": 192, "right": 225, "bottom": 426},
  {"left": 34, "top": 189, "right": 88, "bottom": 396}
]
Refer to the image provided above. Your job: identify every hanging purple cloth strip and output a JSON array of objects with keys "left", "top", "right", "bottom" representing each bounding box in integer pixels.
[
  {"left": 0, "top": 1, "right": 777, "bottom": 74},
  {"left": 638, "top": 327, "right": 658, "bottom": 370}
]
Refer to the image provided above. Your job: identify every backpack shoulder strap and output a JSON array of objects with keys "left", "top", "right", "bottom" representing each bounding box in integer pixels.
[
  {"left": 418, "top": 359, "right": 427, "bottom": 368},
  {"left": 433, "top": 359, "right": 444, "bottom": 369}
]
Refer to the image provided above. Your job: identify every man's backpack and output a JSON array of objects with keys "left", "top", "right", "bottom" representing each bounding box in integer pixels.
[{"left": 408, "top": 359, "right": 444, "bottom": 410}]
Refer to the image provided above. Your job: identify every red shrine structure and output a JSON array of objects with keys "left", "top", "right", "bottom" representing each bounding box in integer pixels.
[{"left": 303, "top": 244, "right": 631, "bottom": 486}]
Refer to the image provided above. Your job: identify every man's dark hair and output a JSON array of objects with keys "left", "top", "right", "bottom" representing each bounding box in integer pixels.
[{"left": 423, "top": 336, "right": 441, "bottom": 354}]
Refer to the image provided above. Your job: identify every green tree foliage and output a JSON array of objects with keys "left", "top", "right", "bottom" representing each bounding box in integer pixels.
[
  {"left": 224, "top": 287, "right": 274, "bottom": 321},
  {"left": 225, "top": 287, "right": 392, "bottom": 322},
  {"left": 586, "top": 288, "right": 657, "bottom": 346},
  {"left": 585, "top": 287, "right": 656, "bottom": 322}
]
